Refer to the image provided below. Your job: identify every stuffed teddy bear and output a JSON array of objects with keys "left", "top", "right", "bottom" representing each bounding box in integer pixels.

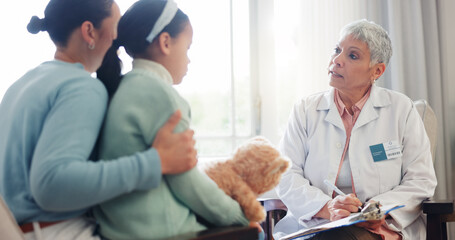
[{"left": 204, "top": 136, "right": 289, "bottom": 222}]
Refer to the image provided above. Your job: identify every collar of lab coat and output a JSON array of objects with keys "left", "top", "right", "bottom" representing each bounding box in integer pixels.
[{"left": 317, "top": 84, "right": 392, "bottom": 131}]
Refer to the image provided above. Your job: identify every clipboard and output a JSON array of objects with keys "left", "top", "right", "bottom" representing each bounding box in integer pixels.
[{"left": 279, "top": 202, "right": 404, "bottom": 240}]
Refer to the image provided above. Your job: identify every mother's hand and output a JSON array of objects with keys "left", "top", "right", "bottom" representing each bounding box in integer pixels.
[
  {"left": 316, "top": 194, "right": 362, "bottom": 221},
  {"left": 153, "top": 110, "right": 198, "bottom": 174}
]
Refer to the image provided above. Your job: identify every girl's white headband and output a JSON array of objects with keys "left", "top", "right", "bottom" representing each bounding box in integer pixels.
[{"left": 145, "top": 0, "right": 178, "bottom": 43}]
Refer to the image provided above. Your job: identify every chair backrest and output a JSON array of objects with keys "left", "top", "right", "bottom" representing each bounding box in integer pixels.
[
  {"left": 414, "top": 99, "right": 437, "bottom": 162},
  {"left": 0, "top": 195, "right": 24, "bottom": 240}
]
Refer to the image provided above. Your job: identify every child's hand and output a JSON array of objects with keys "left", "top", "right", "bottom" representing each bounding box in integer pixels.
[
  {"left": 249, "top": 222, "right": 265, "bottom": 240},
  {"left": 249, "top": 221, "right": 263, "bottom": 232}
]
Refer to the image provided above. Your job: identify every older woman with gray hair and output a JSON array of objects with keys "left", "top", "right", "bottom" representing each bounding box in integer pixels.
[{"left": 273, "top": 19, "right": 437, "bottom": 240}]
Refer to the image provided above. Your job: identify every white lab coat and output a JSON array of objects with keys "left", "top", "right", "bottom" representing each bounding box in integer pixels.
[{"left": 273, "top": 85, "right": 437, "bottom": 240}]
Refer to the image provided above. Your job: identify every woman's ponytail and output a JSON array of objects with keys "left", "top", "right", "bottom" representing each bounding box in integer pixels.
[{"left": 96, "top": 41, "right": 123, "bottom": 99}]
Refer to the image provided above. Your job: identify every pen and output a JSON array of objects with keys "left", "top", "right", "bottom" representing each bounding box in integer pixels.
[
  {"left": 323, "top": 179, "right": 362, "bottom": 211},
  {"left": 323, "top": 180, "right": 346, "bottom": 196}
]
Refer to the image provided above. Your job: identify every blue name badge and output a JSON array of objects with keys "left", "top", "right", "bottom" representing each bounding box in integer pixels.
[
  {"left": 370, "top": 144, "right": 387, "bottom": 162},
  {"left": 369, "top": 140, "right": 402, "bottom": 162}
]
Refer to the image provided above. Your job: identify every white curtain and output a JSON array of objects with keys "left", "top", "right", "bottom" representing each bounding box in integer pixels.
[
  {"left": 377, "top": 0, "right": 453, "bottom": 202},
  {"left": 270, "top": 0, "right": 454, "bottom": 236}
]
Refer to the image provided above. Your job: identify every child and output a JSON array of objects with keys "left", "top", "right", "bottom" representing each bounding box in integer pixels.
[{"left": 95, "top": 0, "right": 262, "bottom": 239}]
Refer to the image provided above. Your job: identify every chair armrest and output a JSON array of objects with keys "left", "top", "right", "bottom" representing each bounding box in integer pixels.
[
  {"left": 422, "top": 199, "right": 454, "bottom": 216},
  {"left": 259, "top": 198, "right": 287, "bottom": 240},
  {"left": 158, "top": 226, "right": 258, "bottom": 240},
  {"left": 422, "top": 200, "right": 455, "bottom": 240},
  {"left": 258, "top": 197, "right": 287, "bottom": 212}
]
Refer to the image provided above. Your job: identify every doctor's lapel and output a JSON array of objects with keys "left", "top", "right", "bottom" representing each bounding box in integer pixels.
[
  {"left": 353, "top": 85, "right": 391, "bottom": 131},
  {"left": 318, "top": 89, "right": 345, "bottom": 131}
]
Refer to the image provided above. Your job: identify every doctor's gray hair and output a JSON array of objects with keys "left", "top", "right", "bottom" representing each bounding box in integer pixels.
[{"left": 340, "top": 19, "right": 393, "bottom": 67}]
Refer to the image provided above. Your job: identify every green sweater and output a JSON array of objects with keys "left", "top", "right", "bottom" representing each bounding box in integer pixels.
[{"left": 94, "top": 59, "right": 248, "bottom": 239}]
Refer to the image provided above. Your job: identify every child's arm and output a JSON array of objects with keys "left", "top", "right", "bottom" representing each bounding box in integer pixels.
[
  {"left": 165, "top": 169, "right": 249, "bottom": 226},
  {"left": 137, "top": 76, "right": 248, "bottom": 226}
]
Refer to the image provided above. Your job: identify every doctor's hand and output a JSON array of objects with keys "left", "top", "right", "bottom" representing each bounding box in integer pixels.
[{"left": 315, "top": 194, "right": 362, "bottom": 221}]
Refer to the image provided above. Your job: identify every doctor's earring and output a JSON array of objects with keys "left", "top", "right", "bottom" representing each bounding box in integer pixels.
[{"left": 88, "top": 41, "right": 95, "bottom": 50}]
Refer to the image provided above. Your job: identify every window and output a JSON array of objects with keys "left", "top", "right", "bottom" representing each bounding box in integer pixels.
[{"left": 174, "top": 0, "right": 254, "bottom": 158}]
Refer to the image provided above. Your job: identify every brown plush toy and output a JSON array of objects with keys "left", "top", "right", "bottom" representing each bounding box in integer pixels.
[{"left": 204, "top": 136, "right": 289, "bottom": 222}]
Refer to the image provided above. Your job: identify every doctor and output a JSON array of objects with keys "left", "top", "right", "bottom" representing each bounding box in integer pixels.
[{"left": 273, "top": 19, "right": 437, "bottom": 240}]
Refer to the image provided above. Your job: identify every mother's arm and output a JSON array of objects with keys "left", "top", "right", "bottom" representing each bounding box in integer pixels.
[{"left": 30, "top": 80, "right": 168, "bottom": 211}]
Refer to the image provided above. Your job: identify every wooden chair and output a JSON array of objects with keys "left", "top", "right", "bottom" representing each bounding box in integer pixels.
[
  {"left": 160, "top": 226, "right": 258, "bottom": 240},
  {"left": 423, "top": 199, "right": 455, "bottom": 240},
  {"left": 415, "top": 99, "right": 455, "bottom": 240},
  {"left": 260, "top": 198, "right": 287, "bottom": 240},
  {"left": 260, "top": 99, "right": 453, "bottom": 240}
]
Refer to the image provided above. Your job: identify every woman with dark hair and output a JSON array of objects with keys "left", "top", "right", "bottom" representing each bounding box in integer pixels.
[
  {"left": 94, "top": 0, "right": 263, "bottom": 239},
  {"left": 0, "top": 0, "right": 198, "bottom": 239}
]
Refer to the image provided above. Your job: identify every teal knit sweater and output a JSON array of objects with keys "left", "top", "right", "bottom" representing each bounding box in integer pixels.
[{"left": 94, "top": 59, "right": 248, "bottom": 240}]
